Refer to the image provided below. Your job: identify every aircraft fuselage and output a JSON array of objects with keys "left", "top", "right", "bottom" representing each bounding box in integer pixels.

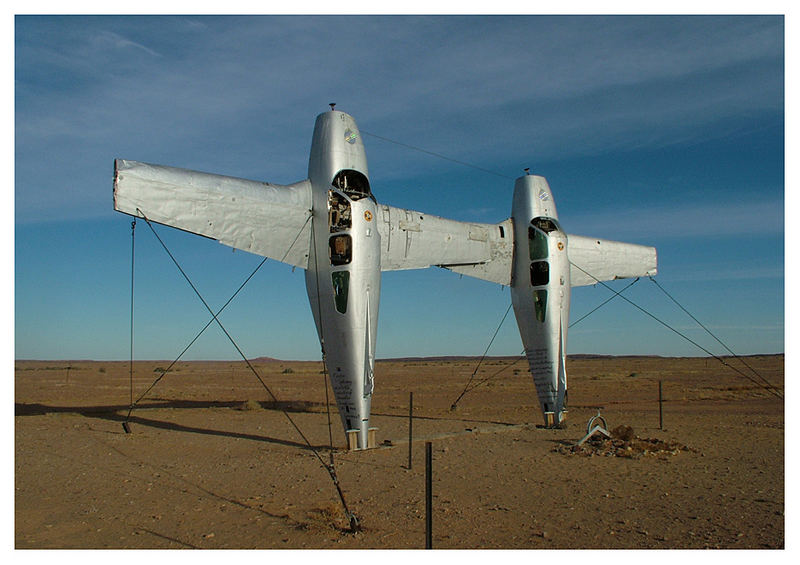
[
  {"left": 510, "top": 175, "right": 571, "bottom": 426},
  {"left": 304, "top": 112, "right": 380, "bottom": 449}
]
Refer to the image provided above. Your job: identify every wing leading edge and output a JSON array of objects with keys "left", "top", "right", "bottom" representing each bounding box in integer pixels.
[{"left": 113, "top": 159, "right": 313, "bottom": 269}]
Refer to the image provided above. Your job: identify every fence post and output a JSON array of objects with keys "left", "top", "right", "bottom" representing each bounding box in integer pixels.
[
  {"left": 659, "top": 380, "right": 663, "bottom": 430},
  {"left": 425, "top": 441, "right": 432, "bottom": 549},
  {"left": 408, "top": 392, "right": 413, "bottom": 470}
]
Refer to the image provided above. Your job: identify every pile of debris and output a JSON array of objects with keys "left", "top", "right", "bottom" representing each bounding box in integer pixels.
[{"left": 558, "top": 425, "right": 691, "bottom": 458}]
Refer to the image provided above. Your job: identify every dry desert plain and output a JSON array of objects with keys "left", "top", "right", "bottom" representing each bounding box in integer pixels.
[{"left": 15, "top": 354, "right": 784, "bottom": 549}]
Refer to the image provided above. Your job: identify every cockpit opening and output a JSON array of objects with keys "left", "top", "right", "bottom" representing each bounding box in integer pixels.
[
  {"left": 531, "top": 217, "right": 560, "bottom": 233},
  {"left": 332, "top": 169, "right": 372, "bottom": 201},
  {"left": 530, "top": 261, "right": 549, "bottom": 287},
  {"left": 329, "top": 234, "right": 352, "bottom": 266},
  {"left": 329, "top": 191, "right": 352, "bottom": 232}
]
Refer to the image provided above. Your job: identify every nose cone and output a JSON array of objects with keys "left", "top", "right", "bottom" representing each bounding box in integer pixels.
[
  {"left": 308, "top": 110, "right": 369, "bottom": 186},
  {"left": 512, "top": 175, "right": 558, "bottom": 220}
]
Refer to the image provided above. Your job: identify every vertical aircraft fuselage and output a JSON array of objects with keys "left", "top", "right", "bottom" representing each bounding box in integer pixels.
[
  {"left": 305, "top": 111, "right": 381, "bottom": 449},
  {"left": 510, "top": 175, "right": 571, "bottom": 425}
]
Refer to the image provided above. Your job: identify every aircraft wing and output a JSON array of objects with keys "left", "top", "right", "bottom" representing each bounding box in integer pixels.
[
  {"left": 376, "top": 204, "right": 514, "bottom": 286},
  {"left": 113, "top": 159, "right": 313, "bottom": 269},
  {"left": 567, "top": 234, "right": 657, "bottom": 287}
]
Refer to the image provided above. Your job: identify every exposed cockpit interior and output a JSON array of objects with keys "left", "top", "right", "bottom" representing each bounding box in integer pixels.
[
  {"left": 329, "top": 234, "right": 352, "bottom": 266},
  {"left": 329, "top": 191, "right": 352, "bottom": 232},
  {"left": 531, "top": 217, "right": 560, "bottom": 233},
  {"left": 332, "top": 169, "right": 372, "bottom": 201}
]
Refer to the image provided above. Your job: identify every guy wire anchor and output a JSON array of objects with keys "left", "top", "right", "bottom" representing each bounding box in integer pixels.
[
  {"left": 348, "top": 512, "right": 360, "bottom": 533},
  {"left": 577, "top": 410, "right": 611, "bottom": 446}
]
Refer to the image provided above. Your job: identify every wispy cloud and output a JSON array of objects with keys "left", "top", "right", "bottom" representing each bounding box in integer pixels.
[
  {"left": 14, "top": 15, "right": 784, "bottom": 223},
  {"left": 93, "top": 30, "right": 161, "bottom": 57},
  {"left": 567, "top": 199, "right": 784, "bottom": 240}
]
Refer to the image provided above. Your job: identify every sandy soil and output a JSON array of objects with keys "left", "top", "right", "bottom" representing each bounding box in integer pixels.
[{"left": 15, "top": 355, "right": 784, "bottom": 549}]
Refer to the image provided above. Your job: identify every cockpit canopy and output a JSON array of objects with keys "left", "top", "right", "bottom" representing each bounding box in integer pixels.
[
  {"left": 332, "top": 169, "right": 372, "bottom": 201},
  {"left": 528, "top": 217, "right": 562, "bottom": 262}
]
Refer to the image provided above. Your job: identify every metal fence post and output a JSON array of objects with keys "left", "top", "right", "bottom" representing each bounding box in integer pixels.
[
  {"left": 408, "top": 392, "right": 413, "bottom": 470},
  {"left": 425, "top": 441, "right": 432, "bottom": 549}
]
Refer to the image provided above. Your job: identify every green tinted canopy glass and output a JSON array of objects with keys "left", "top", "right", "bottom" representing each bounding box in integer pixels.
[
  {"left": 533, "top": 289, "right": 547, "bottom": 323},
  {"left": 528, "top": 226, "right": 549, "bottom": 260},
  {"left": 331, "top": 271, "right": 350, "bottom": 314}
]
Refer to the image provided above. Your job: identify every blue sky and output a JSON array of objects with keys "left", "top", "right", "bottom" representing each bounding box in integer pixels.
[{"left": 14, "top": 14, "right": 785, "bottom": 361}]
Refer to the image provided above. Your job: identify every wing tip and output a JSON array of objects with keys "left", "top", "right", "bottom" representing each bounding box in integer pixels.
[{"left": 113, "top": 159, "right": 120, "bottom": 211}]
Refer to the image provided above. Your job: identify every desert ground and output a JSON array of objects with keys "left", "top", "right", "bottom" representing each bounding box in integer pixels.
[{"left": 15, "top": 354, "right": 783, "bottom": 549}]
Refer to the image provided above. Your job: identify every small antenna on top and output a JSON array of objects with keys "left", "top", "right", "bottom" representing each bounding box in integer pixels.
[
  {"left": 329, "top": 103, "right": 336, "bottom": 111},
  {"left": 524, "top": 167, "right": 531, "bottom": 175}
]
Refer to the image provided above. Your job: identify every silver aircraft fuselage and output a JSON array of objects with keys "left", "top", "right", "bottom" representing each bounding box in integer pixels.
[
  {"left": 304, "top": 112, "right": 380, "bottom": 449},
  {"left": 510, "top": 176, "right": 571, "bottom": 425}
]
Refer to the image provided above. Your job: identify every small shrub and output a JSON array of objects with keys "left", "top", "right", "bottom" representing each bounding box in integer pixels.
[
  {"left": 236, "top": 399, "right": 261, "bottom": 411},
  {"left": 611, "top": 425, "right": 635, "bottom": 441}
]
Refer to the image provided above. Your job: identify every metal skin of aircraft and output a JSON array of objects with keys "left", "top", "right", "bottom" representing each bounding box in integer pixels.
[{"left": 113, "top": 108, "right": 657, "bottom": 449}]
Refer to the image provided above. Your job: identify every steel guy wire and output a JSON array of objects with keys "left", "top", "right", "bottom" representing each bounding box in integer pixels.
[
  {"left": 570, "top": 262, "right": 783, "bottom": 400},
  {"left": 125, "top": 212, "right": 312, "bottom": 421}
]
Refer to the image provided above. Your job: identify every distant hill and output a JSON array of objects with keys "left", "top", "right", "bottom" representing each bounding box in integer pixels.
[
  {"left": 377, "top": 356, "right": 483, "bottom": 363},
  {"left": 17, "top": 353, "right": 782, "bottom": 363}
]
